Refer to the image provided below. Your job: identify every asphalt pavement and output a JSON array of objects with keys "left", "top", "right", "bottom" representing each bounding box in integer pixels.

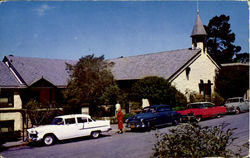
[{"left": 1, "top": 113, "right": 249, "bottom": 158}]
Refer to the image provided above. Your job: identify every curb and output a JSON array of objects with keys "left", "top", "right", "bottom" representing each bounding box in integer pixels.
[
  {"left": 1, "top": 141, "right": 28, "bottom": 149},
  {"left": 1, "top": 125, "right": 125, "bottom": 149}
]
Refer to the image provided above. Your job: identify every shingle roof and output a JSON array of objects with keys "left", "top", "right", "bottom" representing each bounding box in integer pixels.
[
  {"left": 2, "top": 48, "right": 201, "bottom": 87},
  {"left": 191, "top": 13, "right": 207, "bottom": 37},
  {"left": 110, "top": 48, "right": 201, "bottom": 80},
  {"left": 0, "top": 62, "right": 21, "bottom": 88},
  {"left": 3, "top": 56, "right": 77, "bottom": 87}
]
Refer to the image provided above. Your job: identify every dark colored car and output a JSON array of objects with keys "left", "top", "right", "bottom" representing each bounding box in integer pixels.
[{"left": 125, "top": 105, "right": 181, "bottom": 130}]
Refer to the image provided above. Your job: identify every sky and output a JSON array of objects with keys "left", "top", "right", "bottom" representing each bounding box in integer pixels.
[{"left": 0, "top": 1, "right": 249, "bottom": 60}]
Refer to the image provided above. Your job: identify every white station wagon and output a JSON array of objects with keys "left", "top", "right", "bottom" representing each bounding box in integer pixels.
[{"left": 26, "top": 114, "right": 112, "bottom": 146}]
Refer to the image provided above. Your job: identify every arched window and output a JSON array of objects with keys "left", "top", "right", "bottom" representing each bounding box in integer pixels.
[{"left": 186, "top": 67, "right": 191, "bottom": 80}]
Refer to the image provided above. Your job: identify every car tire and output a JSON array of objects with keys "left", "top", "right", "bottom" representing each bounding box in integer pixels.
[
  {"left": 146, "top": 122, "right": 152, "bottom": 131},
  {"left": 43, "top": 134, "right": 55, "bottom": 146},
  {"left": 91, "top": 131, "right": 100, "bottom": 138},
  {"left": 172, "top": 119, "right": 179, "bottom": 126},
  {"left": 216, "top": 114, "right": 222, "bottom": 118},
  {"left": 195, "top": 116, "right": 202, "bottom": 122},
  {"left": 235, "top": 108, "right": 240, "bottom": 114}
]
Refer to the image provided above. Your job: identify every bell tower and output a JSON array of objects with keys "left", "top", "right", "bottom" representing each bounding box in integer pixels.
[{"left": 191, "top": 12, "right": 207, "bottom": 54}]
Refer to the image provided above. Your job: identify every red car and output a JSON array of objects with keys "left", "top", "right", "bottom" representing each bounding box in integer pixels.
[{"left": 177, "top": 102, "right": 226, "bottom": 122}]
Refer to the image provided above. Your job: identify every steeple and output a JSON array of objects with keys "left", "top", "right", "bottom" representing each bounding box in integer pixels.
[{"left": 191, "top": 12, "right": 207, "bottom": 53}]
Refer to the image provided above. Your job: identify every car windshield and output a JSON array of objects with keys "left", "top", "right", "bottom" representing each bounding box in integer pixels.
[
  {"left": 51, "top": 118, "right": 64, "bottom": 125},
  {"left": 226, "top": 99, "right": 239, "bottom": 103},
  {"left": 189, "top": 104, "right": 202, "bottom": 108},
  {"left": 142, "top": 107, "right": 156, "bottom": 113}
]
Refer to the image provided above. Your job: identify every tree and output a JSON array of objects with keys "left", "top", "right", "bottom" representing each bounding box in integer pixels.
[
  {"left": 204, "top": 14, "right": 241, "bottom": 64},
  {"left": 25, "top": 99, "right": 62, "bottom": 126},
  {"left": 233, "top": 52, "right": 249, "bottom": 63},
  {"left": 63, "top": 54, "right": 120, "bottom": 114},
  {"left": 215, "top": 66, "right": 249, "bottom": 99},
  {"left": 131, "top": 76, "right": 187, "bottom": 107}
]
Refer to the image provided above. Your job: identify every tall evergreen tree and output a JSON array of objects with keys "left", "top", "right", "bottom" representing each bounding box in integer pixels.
[{"left": 204, "top": 14, "right": 241, "bottom": 64}]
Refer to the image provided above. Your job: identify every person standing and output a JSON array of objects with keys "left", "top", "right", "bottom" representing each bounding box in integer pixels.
[
  {"left": 115, "top": 102, "right": 121, "bottom": 114},
  {"left": 117, "top": 108, "right": 123, "bottom": 134}
]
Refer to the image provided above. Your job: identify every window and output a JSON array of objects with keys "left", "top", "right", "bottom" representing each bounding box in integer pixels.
[
  {"left": 0, "top": 120, "right": 14, "bottom": 132},
  {"left": 65, "top": 118, "right": 76, "bottom": 124},
  {"left": 204, "top": 103, "right": 214, "bottom": 108},
  {"left": 186, "top": 67, "right": 191, "bottom": 80},
  {"left": 52, "top": 118, "right": 64, "bottom": 125},
  {"left": 158, "top": 106, "right": 170, "bottom": 112},
  {"left": 0, "top": 92, "right": 14, "bottom": 108},
  {"left": 77, "top": 117, "right": 88, "bottom": 123},
  {"left": 190, "top": 104, "right": 202, "bottom": 108}
]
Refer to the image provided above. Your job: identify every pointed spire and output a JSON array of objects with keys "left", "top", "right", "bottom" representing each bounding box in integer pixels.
[{"left": 191, "top": 12, "right": 207, "bottom": 37}]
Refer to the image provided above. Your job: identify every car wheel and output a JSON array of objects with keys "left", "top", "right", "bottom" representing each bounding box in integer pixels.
[
  {"left": 43, "top": 135, "right": 55, "bottom": 146},
  {"left": 172, "top": 119, "right": 179, "bottom": 126},
  {"left": 235, "top": 108, "right": 240, "bottom": 114},
  {"left": 91, "top": 131, "right": 100, "bottom": 138},
  {"left": 146, "top": 122, "right": 152, "bottom": 131},
  {"left": 216, "top": 114, "right": 222, "bottom": 118},
  {"left": 195, "top": 116, "right": 202, "bottom": 122}
]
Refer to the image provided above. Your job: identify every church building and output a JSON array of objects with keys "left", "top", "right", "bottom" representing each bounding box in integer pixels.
[{"left": 0, "top": 13, "right": 219, "bottom": 133}]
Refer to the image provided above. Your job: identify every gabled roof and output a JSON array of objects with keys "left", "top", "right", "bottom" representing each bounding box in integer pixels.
[
  {"left": 0, "top": 62, "right": 21, "bottom": 88},
  {"left": 1, "top": 48, "right": 201, "bottom": 88},
  {"left": 3, "top": 56, "right": 77, "bottom": 88},
  {"left": 191, "top": 13, "right": 207, "bottom": 37},
  {"left": 110, "top": 48, "right": 201, "bottom": 80}
]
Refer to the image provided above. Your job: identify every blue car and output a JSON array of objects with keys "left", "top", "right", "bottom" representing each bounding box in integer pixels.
[{"left": 125, "top": 105, "right": 181, "bottom": 130}]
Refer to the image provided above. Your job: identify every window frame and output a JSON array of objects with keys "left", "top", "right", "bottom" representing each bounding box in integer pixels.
[{"left": 0, "top": 92, "right": 14, "bottom": 108}]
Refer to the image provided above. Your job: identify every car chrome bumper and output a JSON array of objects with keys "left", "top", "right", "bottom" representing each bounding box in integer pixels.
[
  {"left": 180, "top": 115, "right": 196, "bottom": 122},
  {"left": 26, "top": 136, "right": 43, "bottom": 143},
  {"left": 126, "top": 122, "right": 145, "bottom": 129}
]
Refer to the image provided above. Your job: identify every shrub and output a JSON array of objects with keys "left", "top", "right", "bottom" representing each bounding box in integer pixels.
[
  {"left": 185, "top": 89, "right": 204, "bottom": 103},
  {"left": 131, "top": 76, "right": 187, "bottom": 106},
  {"left": 212, "top": 92, "right": 225, "bottom": 106},
  {"left": 123, "top": 113, "right": 134, "bottom": 122},
  {"left": 172, "top": 106, "right": 186, "bottom": 111},
  {"left": 152, "top": 122, "right": 240, "bottom": 158}
]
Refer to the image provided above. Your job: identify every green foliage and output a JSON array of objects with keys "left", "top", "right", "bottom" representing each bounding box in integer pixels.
[
  {"left": 233, "top": 52, "right": 249, "bottom": 63},
  {"left": 25, "top": 99, "right": 62, "bottom": 126},
  {"left": 123, "top": 113, "right": 134, "bottom": 122},
  {"left": 212, "top": 92, "right": 225, "bottom": 106},
  {"left": 152, "top": 122, "right": 239, "bottom": 158},
  {"left": 205, "top": 14, "right": 241, "bottom": 64},
  {"left": 185, "top": 89, "right": 225, "bottom": 106},
  {"left": 63, "top": 54, "right": 121, "bottom": 114},
  {"left": 172, "top": 106, "right": 186, "bottom": 111},
  {"left": 215, "top": 66, "right": 249, "bottom": 99},
  {"left": 131, "top": 76, "right": 187, "bottom": 107},
  {"left": 185, "top": 89, "right": 204, "bottom": 103}
]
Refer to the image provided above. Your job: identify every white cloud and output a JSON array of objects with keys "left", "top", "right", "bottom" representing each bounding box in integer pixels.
[{"left": 34, "top": 4, "right": 52, "bottom": 16}]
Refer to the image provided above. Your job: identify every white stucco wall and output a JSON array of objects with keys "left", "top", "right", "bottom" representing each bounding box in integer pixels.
[
  {"left": 0, "top": 91, "right": 23, "bottom": 131},
  {"left": 172, "top": 52, "right": 218, "bottom": 95},
  {"left": 14, "top": 92, "right": 22, "bottom": 109},
  {"left": 0, "top": 112, "right": 23, "bottom": 131}
]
